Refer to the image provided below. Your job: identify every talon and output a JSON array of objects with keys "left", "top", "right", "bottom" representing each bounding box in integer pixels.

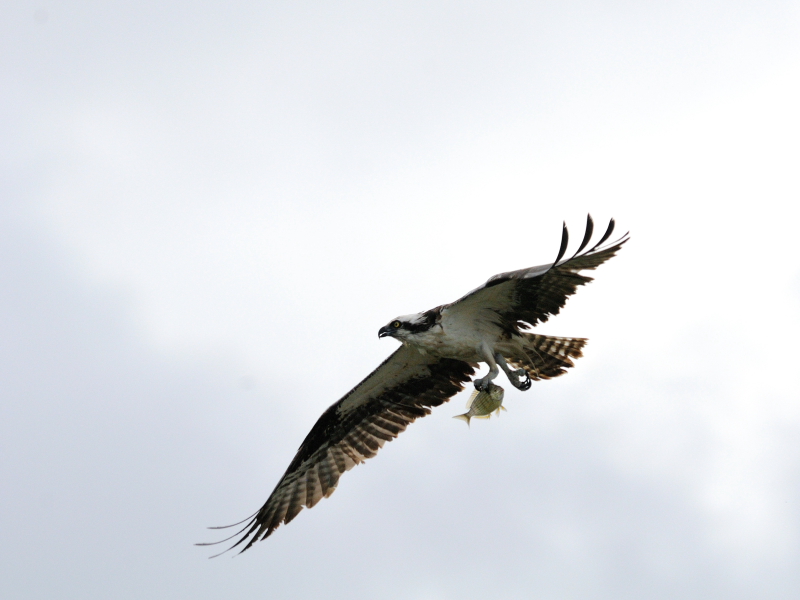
[
  {"left": 513, "top": 369, "right": 531, "bottom": 391},
  {"left": 473, "top": 376, "right": 493, "bottom": 391}
]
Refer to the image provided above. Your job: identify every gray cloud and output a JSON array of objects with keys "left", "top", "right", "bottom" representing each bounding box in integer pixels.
[{"left": 2, "top": 2, "right": 799, "bottom": 599}]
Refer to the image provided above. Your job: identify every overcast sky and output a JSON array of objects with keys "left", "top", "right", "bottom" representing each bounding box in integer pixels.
[{"left": 2, "top": 2, "right": 800, "bottom": 599}]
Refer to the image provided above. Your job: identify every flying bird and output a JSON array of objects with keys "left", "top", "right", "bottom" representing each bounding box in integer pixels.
[{"left": 201, "top": 215, "right": 628, "bottom": 555}]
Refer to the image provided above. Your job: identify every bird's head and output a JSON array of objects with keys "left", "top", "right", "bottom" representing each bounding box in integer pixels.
[
  {"left": 378, "top": 311, "right": 436, "bottom": 341},
  {"left": 378, "top": 317, "right": 409, "bottom": 340}
]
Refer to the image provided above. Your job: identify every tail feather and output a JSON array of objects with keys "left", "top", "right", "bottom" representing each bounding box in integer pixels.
[{"left": 507, "top": 333, "right": 586, "bottom": 381}]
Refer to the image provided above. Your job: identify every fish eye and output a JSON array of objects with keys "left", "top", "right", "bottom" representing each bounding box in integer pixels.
[{"left": 392, "top": 321, "right": 401, "bottom": 328}]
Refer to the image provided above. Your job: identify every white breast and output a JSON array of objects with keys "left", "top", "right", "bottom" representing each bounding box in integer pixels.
[{"left": 407, "top": 305, "right": 503, "bottom": 362}]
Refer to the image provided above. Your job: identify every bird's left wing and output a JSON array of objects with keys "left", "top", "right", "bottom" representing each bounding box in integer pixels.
[{"left": 202, "top": 345, "right": 476, "bottom": 555}]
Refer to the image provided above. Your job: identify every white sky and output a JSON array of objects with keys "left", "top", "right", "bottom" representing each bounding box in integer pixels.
[{"left": 2, "top": 2, "right": 799, "bottom": 599}]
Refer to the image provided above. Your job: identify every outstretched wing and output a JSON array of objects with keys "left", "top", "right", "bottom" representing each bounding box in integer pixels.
[
  {"left": 202, "top": 345, "right": 476, "bottom": 555},
  {"left": 446, "top": 215, "right": 628, "bottom": 334}
]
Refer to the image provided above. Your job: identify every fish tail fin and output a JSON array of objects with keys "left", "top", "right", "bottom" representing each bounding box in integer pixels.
[{"left": 453, "top": 414, "right": 471, "bottom": 427}]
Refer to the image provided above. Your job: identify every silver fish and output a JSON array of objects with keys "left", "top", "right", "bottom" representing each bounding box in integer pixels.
[{"left": 453, "top": 382, "right": 506, "bottom": 426}]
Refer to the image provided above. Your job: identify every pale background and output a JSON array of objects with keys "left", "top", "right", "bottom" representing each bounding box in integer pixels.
[{"left": 2, "top": 2, "right": 799, "bottom": 599}]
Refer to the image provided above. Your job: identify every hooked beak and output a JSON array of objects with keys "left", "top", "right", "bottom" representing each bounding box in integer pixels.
[{"left": 378, "top": 326, "right": 393, "bottom": 339}]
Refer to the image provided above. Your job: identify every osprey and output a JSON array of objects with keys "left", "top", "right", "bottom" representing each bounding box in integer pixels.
[{"left": 202, "top": 215, "right": 628, "bottom": 554}]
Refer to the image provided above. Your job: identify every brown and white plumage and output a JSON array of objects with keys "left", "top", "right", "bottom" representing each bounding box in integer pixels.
[{"left": 201, "top": 215, "right": 628, "bottom": 554}]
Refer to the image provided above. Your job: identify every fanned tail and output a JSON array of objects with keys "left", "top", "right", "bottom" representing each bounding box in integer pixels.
[{"left": 507, "top": 333, "right": 587, "bottom": 381}]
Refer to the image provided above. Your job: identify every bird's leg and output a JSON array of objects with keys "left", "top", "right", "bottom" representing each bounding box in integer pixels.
[
  {"left": 495, "top": 353, "right": 532, "bottom": 391},
  {"left": 473, "top": 343, "right": 500, "bottom": 390}
]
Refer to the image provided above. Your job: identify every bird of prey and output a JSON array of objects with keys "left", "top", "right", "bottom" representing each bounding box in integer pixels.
[{"left": 201, "top": 215, "right": 628, "bottom": 555}]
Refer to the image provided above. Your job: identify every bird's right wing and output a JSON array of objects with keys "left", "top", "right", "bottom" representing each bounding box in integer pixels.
[{"left": 201, "top": 345, "right": 476, "bottom": 555}]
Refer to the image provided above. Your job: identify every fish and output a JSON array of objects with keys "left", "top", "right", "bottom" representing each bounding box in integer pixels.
[{"left": 453, "top": 382, "right": 506, "bottom": 426}]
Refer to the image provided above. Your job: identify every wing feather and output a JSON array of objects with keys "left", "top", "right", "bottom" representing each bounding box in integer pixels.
[
  {"left": 305, "top": 468, "right": 323, "bottom": 508},
  {"left": 571, "top": 214, "right": 594, "bottom": 258},
  {"left": 203, "top": 345, "right": 475, "bottom": 554}
]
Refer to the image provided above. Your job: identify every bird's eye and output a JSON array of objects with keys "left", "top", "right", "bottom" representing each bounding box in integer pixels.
[{"left": 393, "top": 321, "right": 401, "bottom": 328}]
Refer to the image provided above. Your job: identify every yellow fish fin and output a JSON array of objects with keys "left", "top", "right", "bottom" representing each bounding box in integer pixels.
[{"left": 453, "top": 414, "right": 471, "bottom": 427}]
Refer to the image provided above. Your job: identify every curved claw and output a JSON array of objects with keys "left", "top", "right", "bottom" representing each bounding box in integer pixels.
[{"left": 511, "top": 369, "right": 531, "bottom": 391}]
